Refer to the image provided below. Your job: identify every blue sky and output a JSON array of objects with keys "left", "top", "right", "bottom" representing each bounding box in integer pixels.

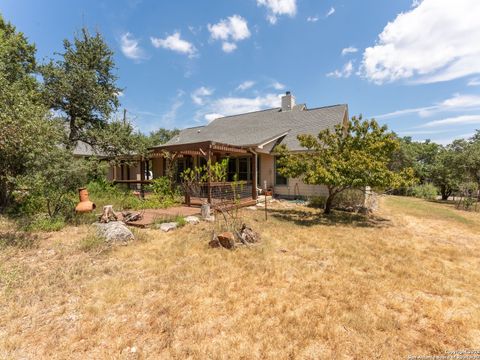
[{"left": 2, "top": 0, "right": 480, "bottom": 144}]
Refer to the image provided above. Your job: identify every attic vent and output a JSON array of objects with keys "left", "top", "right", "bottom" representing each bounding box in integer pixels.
[{"left": 281, "top": 91, "right": 295, "bottom": 112}]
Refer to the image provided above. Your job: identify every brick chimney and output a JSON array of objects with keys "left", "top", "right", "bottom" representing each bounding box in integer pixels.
[{"left": 281, "top": 91, "right": 295, "bottom": 111}]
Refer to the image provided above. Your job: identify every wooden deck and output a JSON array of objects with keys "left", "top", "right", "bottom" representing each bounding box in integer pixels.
[{"left": 120, "top": 206, "right": 201, "bottom": 228}]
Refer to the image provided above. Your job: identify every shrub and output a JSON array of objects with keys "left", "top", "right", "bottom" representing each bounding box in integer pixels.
[
  {"left": 22, "top": 214, "right": 66, "bottom": 232},
  {"left": 308, "top": 196, "right": 326, "bottom": 208},
  {"left": 333, "top": 189, "right": 366, "bottom": 208},
  {"left": 409, "top": 183, "right": 438, "bottom": 200},
  {"left": 148, "top": 177, "right": 180, "bottom": 203}
]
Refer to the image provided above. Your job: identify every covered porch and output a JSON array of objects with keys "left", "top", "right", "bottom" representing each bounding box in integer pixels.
[{"left": 152, "top": 140, "right": 259, "bottom": 208}]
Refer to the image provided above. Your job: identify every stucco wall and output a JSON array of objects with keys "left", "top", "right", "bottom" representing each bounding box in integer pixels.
[
  {"left": 258, "top": 153, "right": 274, "bottom": 189},
  {"left": 274, "top": 179, "right": 329, "bottom": 199}
]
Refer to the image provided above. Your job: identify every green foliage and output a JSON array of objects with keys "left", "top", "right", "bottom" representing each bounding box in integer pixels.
[
  {"left": 0, "top": 15, "right": 59, "bottom": 208},
  {"left": 21, "top": 214, "right": 66, "bottom": 232},
  {"left": 409, "top": 183, "right": 438, "bottom": 200},
  {"left": 147, "top": 128, "right": 180, "bottom": 147},
  {"left": 148, "top": 177, "right": 179, "bottom": 203},
  {"left": 175, "top": 215, "right": 187, "bottom": 227},
  {"left": 308, "top": 196, "right": 326, "bottom": 209},
  {"left": 40, "top": 27, "right": 121, "bottom": 148},
  {"left": 276, "top": 116, "right": 414, "bottom": 214}
]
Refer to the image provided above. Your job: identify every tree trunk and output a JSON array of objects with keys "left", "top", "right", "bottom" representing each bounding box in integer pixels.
[
  {"left": 0, "top": 178, "right": 11, "bottom": 211},
  {"left": 324, "top": 192, "right": 336, "bottom": 215}
]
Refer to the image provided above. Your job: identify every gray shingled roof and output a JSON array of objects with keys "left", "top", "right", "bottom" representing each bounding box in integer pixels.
[{"left": 161, "top": 104, "right": 348, "bottom": 152}]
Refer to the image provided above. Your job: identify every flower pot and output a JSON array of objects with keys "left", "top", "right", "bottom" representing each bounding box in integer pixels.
[{"left": 75, "top": 187, "right": 96, "bottom": 213}]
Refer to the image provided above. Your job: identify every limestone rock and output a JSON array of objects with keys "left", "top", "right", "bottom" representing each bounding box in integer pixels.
[
  {"left": 184, "top": 216, "right": 200, "bottom": 225},
  {"left": 94, "top": 221, "right": 134, "bottom": 244},
  {"left": 158, "top": 222, "right": 177, "bottom": 232}
]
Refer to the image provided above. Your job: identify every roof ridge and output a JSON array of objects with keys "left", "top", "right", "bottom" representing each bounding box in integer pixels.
[
  {"left": 211, "top": 107, "right": 281, "bottom": 120},
  {"left": 306, "top": 104, "right": 347, "bottom": 111}
]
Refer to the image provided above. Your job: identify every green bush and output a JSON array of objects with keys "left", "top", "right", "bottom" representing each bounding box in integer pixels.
[
  {"left": 308, "top": 196, "right": 326, "bottom": 208},
  {"left": 22, "top": 214, "right": 66, "bottom": 232},
  {"left": 333, "top": 189, "right": 365, "bottom": 208},
  {"left": 409, "top": 183, "right": 438, "bottom": 200}
]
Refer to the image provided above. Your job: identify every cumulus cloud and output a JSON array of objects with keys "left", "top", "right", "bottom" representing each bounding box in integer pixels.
[
  {"left": 150, "top": 32, "right": 197, "bottom": 57},
  {"left": 257, "top": 0, "right": 297, "bottom": 24},
  {"left": 203, "top": 93, "right": 282, "bottom": 121},
  {"left": 191, "top": 86, "right": 214, "bottom": 105},
  {"left": 341, "top": 46, "right": 358, "bottom": 56},
  {"left": 361, "top": 0, "right": 480, "bottom": 84},
  {"left": 375, "top": 93, "right": 480, "bottom": 119},
  {"left": 326, "top": 7, "right": 335, "bottom": 17},
  {"left": 120, "top": 32, "right": 147, "bottom": 61},
  {"left": 236, "top": 80, "right": 256, "bottom": 91},
  {"left": 327, "top": 61, "right": 354, "bottom": 78},
  {"left": 208, "top": 15, "right": 251, "bottom": 53}
]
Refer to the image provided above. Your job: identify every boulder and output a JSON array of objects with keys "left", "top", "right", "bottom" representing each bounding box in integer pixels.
[
  {"left": 240, "top": 224, "right": 260, "bottom": 243},
  {"left": 94, "top": 221, "right": 134, "bottom": 244},
  {"left": 217, "top": 232, "right": 235, "bottom": 249},
  {"left": 184, "top": 216, "right": 200, "bottom": 225},
  {"left": 209, "top": 233, "right": 221, "bottom": 248},
  {"left": 158, "top": 222, "right": 178, "bottom": 232}
]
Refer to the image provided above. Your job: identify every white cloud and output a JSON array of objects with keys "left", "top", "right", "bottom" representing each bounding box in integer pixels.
[
  {"left": 375, "top": 93, "right": 480, "bottom": 119},
  {"left": 468, "top": 77, "right": 480, "bottom": 86},
  {"left": 236, "top": 80, "right": 256, "bottom": 91},
  {"left": 150, "top": 32, "right": 197, "bottom": 57},
  {"left": 257, "top": 0, "right": 297, "bottom": 24},
  {"left": 222, "top": 42, "right": 237, "bottom": 53},
  {"left": 191, "top": 86, "right": 213, "bottom": 105},
  {"left": 120, "top": 32, "right": 147, "bottom": 61},
  {"left": 208, "top": 15, "right": 250, "bottom": 53},
  {"left": 205, "top": 113, "right": 224, "bottom": 122},
  {"left": 326, "top": 7, "right": 335, "bottom": 17},
  {"left": 203, "top": 93, "right": 282, "bottom": 121},
  {"left": 306, "top": 15, "right": 319, "bottom": 22},
  {"left": 421, "top": 115, "right": 480, "bottom": 128},
  {"left": 327, "top": 61, "right": 353, "bottom": 78},
  {"left": 341, "top": 46, "right": 358, "bottom": 56},
  {"left": 161, "top": 99, "right": 183, "bottom": 125},
  {"left": 271, "top": 81, "right": 286, "bottom": 90},
  {"left": 361, "top": 0, "right": 480, "bottom": 84}
]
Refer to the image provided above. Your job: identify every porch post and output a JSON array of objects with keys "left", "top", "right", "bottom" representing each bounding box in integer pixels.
[
  {"left": 113, "top": 163, "right": 117, "bottom": 181},
  {"left": 207, "top": 145, "right": 212, "bottom": 204},
  {"left": 140, "top": 158, "right": 145, "bottom": 199},
  {"left": 251, "top": 151, "right": 258, "bottom": 200}
]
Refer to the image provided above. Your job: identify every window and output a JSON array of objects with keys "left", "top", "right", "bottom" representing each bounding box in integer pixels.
[
  {"left": 238, "top": 157, "right": 249, "bottom": 181},
  {"left": 275, "top": 156, "right": 287, "bottom": 185}
]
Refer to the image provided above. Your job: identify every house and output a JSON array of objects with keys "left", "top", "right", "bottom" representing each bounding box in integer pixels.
[{"left": 113, "top": 91, "right": 349, "bottom": 204}]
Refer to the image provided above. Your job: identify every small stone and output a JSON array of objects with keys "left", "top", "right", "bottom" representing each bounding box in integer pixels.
[
  {"left": 158, "top": 222, "right": 178, "bottom": 232},
  {"left": 184, "top": 216, "right": 200, "bottom": 225},
  {"left": 217, "top": 232, "right": 235, "bottom": 249},
  {"left": 130, "top": 346, "right": 137, "bottom": 353}
]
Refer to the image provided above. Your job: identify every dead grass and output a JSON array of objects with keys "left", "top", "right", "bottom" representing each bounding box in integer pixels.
[{"left": 1, "top": 196, "right": 480, "bottom": 359}]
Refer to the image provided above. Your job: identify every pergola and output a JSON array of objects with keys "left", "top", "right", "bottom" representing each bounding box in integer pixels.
[{"left": 151, "top": 141, "right": 258, "bottom": 206}]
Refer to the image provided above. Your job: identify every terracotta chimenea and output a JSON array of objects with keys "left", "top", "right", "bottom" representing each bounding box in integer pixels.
[{"left": 75, "top": 187, "right": 96, "bottom": 213}]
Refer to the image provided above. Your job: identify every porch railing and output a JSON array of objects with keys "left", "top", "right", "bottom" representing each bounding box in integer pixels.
[{"left": 184, "top": 181, "right": 253, "bottom": 206}]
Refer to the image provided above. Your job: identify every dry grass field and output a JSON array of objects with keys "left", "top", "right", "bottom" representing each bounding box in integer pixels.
[{"left": 1, "top": 196, "right": 479, "bottom": 359}]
